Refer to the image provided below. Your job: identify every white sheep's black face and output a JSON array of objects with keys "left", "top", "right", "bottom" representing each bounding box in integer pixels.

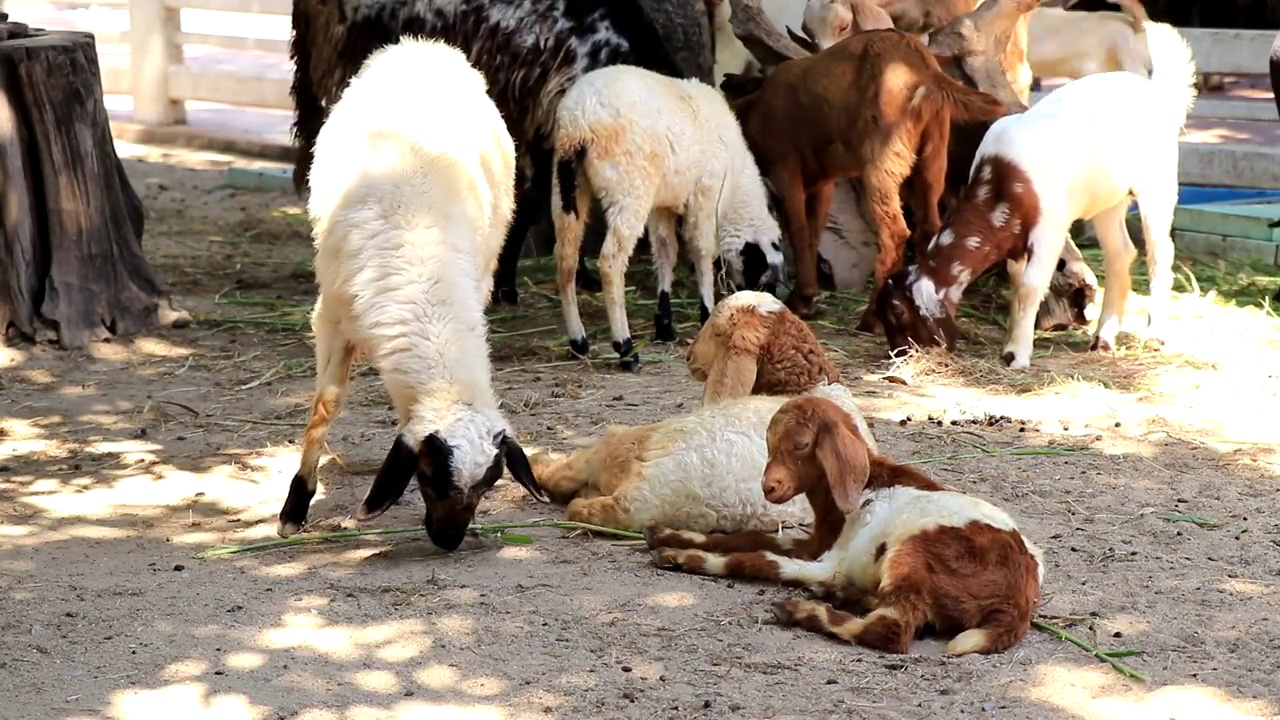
[{"left": 718, "top": 234, "right": 786, "bottom": 294}]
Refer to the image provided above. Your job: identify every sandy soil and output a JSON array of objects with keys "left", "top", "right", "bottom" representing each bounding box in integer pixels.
[{"left": 2, "top": 143, "right": 1279, "bottom": 720}]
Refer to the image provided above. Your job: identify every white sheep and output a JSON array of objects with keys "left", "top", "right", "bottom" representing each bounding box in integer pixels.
[
  {"left": 875, "top": 21, "right": 1196, "bottom": 370},
  {"left": 528, "top": 381, "right": 878, "bottom": 533},
  {"left": 551, "top": 64, "right": 786, "bottom": 371},
  {"left": 277, "top": 37, "right": 548, "bottom": 550}
]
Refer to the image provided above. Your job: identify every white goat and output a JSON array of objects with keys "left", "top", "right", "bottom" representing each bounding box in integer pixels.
[
  {"left": 875, "top": 21, "right": 1196, "bottom": 370},
  {"left": 528, "top": 382, "right": 878, "bottom": 532},
  {"left": 278, "top": 37, "right": 548, "bottom": 550},
  {"left": 551, "top": 64, "right": 786, "bottom": 371},
  {"left": 1027, "top": 7, "right": 1151, "bottom": 81}
]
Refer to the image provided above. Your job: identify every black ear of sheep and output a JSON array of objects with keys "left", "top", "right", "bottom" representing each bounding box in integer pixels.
[{"left": 497, "top": 432, "right": 549, "bottom": 503}]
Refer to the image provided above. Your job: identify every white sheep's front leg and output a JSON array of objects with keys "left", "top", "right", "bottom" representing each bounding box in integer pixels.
[
  {"left": 1089, "top": 201, "right": 1138, "bottom": 354},
  {"left": 648, "top": 209, "right": 680, "bottom": 343},
  {"left": 278, "top": 296, "right": 357, "bottom": 537},
  {"left": 1135, "top": 186, "right": 1178, "bottom": 350},
  {"left": 599, "top": 199, "right": 652, "bottom": 371},
  {"left": 1002, "top": 222, "right": 1069, "bottom": 370},
  {"left": 682, "top": 199, "right": 719, "bottom": 326},
  {"left": 652, "top": 546, "right": 837, "bottom": 586}
]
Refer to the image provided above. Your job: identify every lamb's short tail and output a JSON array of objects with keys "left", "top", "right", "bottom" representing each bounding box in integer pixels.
[
  {"left": 924, "top": 70, "right": 1008, "bottom": 126},
  {"left": 1142, "top": 20, "right": 1198, "bottom": 129}
]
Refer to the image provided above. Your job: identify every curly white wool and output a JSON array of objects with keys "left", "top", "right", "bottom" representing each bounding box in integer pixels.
[{"left": 617, "top": 382, "right": 878, "bottom": 531}]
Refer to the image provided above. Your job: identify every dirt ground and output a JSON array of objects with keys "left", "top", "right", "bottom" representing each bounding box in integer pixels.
[{"left": 2, "top": 143, "right": 1280, "bottom": 720}]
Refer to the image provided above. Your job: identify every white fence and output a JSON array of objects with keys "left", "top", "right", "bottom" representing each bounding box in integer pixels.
[{"left": 3, "top": 2, "right": 1277, "bottom": 128}]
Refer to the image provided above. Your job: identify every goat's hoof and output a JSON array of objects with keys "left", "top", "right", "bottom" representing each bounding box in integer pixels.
[
  {"left": 276, "top": 517, "right": 302, "bottom": 538},
  {"left": 1001, "top": 350, "right": 1017, "bottom": 366},
  {"left": 699, "top": 303, "right": 712, "bottom": 325},
  {"left": 785, "top": 294, "right": 819, "bottom": 320},
  {"left": 772, "top": 598, "right": 807, "bottom": 625},
  {"left": 651, "top": 548, "right": 681, "bottom": 569},
  {"left": 1141, "top": 336, "right": 1165, "bottom": 352},
  {"left": 642, "top": 525, "right": 667, "bottom": 548},
  {"left": 568, "top": 337, "right": 591, "bottom": 359},
  {"left": 576, "top": 272, "right": 603, "bottom": 293},
  {"left": 1089, "top": 335, "right": 1113, "bottom": 353},
  {"left": 492, "top": 286, "right": 520, "bottom": 307},
  {"left": 653, "top": 317, "right": 676, "bottom": 343},
  {"left": 613, "top": 338, "right": 640, "bottom": 371}
]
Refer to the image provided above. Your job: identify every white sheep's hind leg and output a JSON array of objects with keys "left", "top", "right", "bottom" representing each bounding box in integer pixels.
[
  {"left": 552, "top": 161, "right": 593, "bottom": 359},
  {"left": 1089, "top": 201, "right": 1138, "bottom": 354},
  {"left": 649, "top": 209, "right": 680, "bottom": 343},
  {"left": 1002, "top": 222, "right": 1069, "bottom": 370},
  {"left": 683, "top": 201, "right": 718, "bottom": 326},
  {"left": 278, "top": 296, "right": 357, "bottom": 537},
  {"left": 599, "top": 198, "right": 652, "bottom": 371},
  {"left": 1134, "top": 184, "right": 1178, "bottom": 350}
]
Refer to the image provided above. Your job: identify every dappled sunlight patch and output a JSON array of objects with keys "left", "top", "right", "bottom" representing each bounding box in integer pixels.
[
  {"left": 108, "top": 681, "right": 269, "bottom": 720},
  {"left": 434, "top": 614, "right": 476, "bottom": 637},
  {"left": 160, "top": 659, "right": 210, "bottom": 682},
  {"left": 416, "top": 663, "right": 460, "bottom": 690},
  {"left": 0, "top": 344, "right": 27, "bottom": 369},
  {"left": 374, "top": 639, "right": 423, "bottom": 663},
  {"left": 494, "top": 544, "right": 540, "bottom": 561},
  {"left": 224, "top": 651, "right": 267, "bottom": 670},
  {"left": 353, "top": 669, "right": 403, "bottom": 694},
  {"left": 255, "top": 560, "right": 313, "bottom": 578},
  {"left": 554, "top": 670, "right": 599, "bottom": 690},
  {"left": 130, "top": 336, "right": 198, "bottom": 359},
  {"left": 460, "top": 676, "right": 506, "bottom": 698},
  {"left": 0, "top": 416, "right": 51, "bottom": 442},
  {"left": 259, "top": 614, "right": 433, "bottom": 661},
  {"left": 643, "top": 591, "right": 697, "bottom": 608},
  {"left": 19, "top": 368, "right": 57, "bottom": 385},
  {"left": 88, "top": 342, "right": 134, "bottom": 363},
  {"left": 1026, "top": 665, "right": 1278, "bottom": 720}
]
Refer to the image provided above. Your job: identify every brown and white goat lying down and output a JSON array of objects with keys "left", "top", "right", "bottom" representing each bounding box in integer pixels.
[
  {"left": 647, "top": 396, "right": 1044, "bottom": 655},
  {"left": 687, "top": 290, "right": 841, "bottom": 406},
  {"left": 729, "top": 29, "right": 1006, "bottom": 325}
]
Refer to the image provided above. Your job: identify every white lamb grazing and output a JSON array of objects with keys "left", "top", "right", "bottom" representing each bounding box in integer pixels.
[
  {"left": 277, "top": 37, "right": 548, "bottom": 551},
  {"left": 769, "top": 180, "right": 878, "bottom": 292},
  {"left": 551, "top": 64, "right": 786, "bottom": 371},
  {"left": 528, "top": 382, "right": 879, "bottom": 533},
  {"left": 875, "top": 21, "right": 1196, "bottom": 370}
]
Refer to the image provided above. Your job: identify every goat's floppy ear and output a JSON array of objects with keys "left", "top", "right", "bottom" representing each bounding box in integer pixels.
[
  {"left": 498, "top": 433, "right": 550, "bottom": 503},
  {"left": 702, "top": 349, "right": 759, "bottom": 405},
  {"left": 815, "top": 416, "right": 871, "bottom": 514},
  {"left": 356, "top": 436, "right": 419, "bottom": 520},
  {"left": 785, "top": 25, "right": 820, "bottom": 54}
]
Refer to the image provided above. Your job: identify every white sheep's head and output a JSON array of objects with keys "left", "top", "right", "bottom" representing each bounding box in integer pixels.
[{"left": 355, "top": 413, "right": 548, "bottom": 551}]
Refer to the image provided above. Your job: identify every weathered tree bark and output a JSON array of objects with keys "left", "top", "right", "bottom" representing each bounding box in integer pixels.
[{"left": 0, "top": 21, "right": 188, "bottom": 348}]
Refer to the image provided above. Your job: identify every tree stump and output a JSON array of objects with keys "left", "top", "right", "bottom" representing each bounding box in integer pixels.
[{"left": 0, "top": 22, "right": 189, "bottom": 349}]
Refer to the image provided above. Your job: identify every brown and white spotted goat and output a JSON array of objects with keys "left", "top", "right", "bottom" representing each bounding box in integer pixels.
[{"left": 646, "top": 395, "right": 1044, "bottom": 655}]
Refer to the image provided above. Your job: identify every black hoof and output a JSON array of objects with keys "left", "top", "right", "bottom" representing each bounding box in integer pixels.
[
  {"left": 1001, "top": 351, "right": 1016, "bottom": 367},
  {"left": 492, "top": 286, "right": 520, "bottom": 307},
  {"left": 699, "top": 303, "right": 711, "bottom": 325},
  {"left": 613, "top": 338, "right": 640, "bottom": 372},
  {"left": 277, "top": 473, "right": 315, "bottom": 538},
  {"left": 1089, "top": 336, "right": 1112, "bottom": 353},
  {"left": 568, "top": 337, "right": 590, "bottom": 359},
  {"left": 653, "top": 315, "right": 676, "bottom": 343}
]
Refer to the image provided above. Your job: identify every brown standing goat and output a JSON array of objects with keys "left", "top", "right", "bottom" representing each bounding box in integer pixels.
[{"left": 729, "top": 30, "right": 1006, "bottom": 327}]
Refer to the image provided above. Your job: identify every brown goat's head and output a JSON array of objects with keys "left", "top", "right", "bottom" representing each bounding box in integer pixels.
[
  {"left": 357, "top": 423, "right": 548, "bottom": 552},
  {"left": 763, "top": 396, "right": 872, "bottom": 514},
  {"left": 874, "top": 268, "right": 959, "bottom": 359},
  {"left": 687, "top": 291, "right": 785, "bottom": 404}
]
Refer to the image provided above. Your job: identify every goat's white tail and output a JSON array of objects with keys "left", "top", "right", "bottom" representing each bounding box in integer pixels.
[{"left": 1142, "top": 20, "right": 1198, "bottom": 129}]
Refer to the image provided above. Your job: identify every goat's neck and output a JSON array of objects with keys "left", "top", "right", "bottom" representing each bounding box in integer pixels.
[
  {"left": 912, "top": 201, "right": 1020, "bottom": 318},
  {"left": 800, "top": 483, "right": 849, "bottom": 559}
]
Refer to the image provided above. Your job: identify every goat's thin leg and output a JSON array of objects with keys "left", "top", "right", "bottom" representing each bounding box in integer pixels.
[
  {"left": 1088, "top": 202, "right": 1138, "bottom": 354},
  {"left": 527, "top": 447, "right": 601, "bottom": 505},
  {"left": 1134, "top": 188, "right": 1178, "bottom": 350},
  {"left": 856, "top": 170, "right": 913, "bottom": 333},
  {"left": 683, "top": 202, "right": 719, "bottom": 326},
  {"left": 776, "top": 175, "right": 820, "bottom": 319},
  {"left": 645, "top": 526, "right": 802, "bottom": 554},
  {"left": 652, "top": 547, "right": 834, "bottom": 586},
  {"left": 553, "top": 162, "right": 593, "bottom": 359},
  {"left": 599, "top": 197, "right": 651, "bottom": 371},
  {"left": 774, "top": 589, "right": 927, "bottom": 654},
  {"left": 649, "top": 209, "right": 681, "bottom": 342},
  {"left": 1002, "top": 221, "right": 1071, "bottom": 370},
  {"left": 278, "top": 298, "right": 357, "bottom": 537},
  {"left": 908, "top": 122, "right": 949, "bottom": 258},
  {"left": 567, "top": 496, "right": 627, "bottom": 529}
]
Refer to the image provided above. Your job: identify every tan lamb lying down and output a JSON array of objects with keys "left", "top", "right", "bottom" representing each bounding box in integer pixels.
[
  {"left": 687, "top": 291, "right": 842, "bottom": 406},
  {"left": 528, "top": 382, "right": 877, "bottom": 532}
]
